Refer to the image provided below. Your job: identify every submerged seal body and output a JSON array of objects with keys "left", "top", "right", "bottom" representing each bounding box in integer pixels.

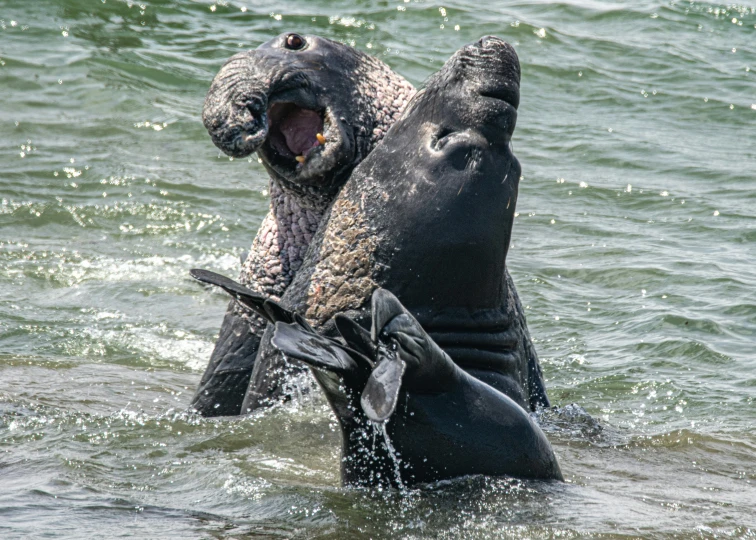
[
  {"left": 194, "top": 33, "right": 413, "bottom": 416},
  {"left": 244, "top": 36, "right": 550, "bottom": 416}
]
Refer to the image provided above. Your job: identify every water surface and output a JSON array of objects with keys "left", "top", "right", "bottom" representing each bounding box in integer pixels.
[{"left": 1, "top": 0, "right": 754, "bottom": 537}]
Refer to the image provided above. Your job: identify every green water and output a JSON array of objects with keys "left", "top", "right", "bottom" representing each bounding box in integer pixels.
[{"left": 1, "top": 0, "right": 754, "bottom": 537}]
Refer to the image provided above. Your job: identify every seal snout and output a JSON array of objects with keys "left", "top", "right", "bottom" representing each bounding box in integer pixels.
[
  {"left": 201, "top": 86, "right": 269, "bottom": 158},
  {"left": 453, "top": 35, "right": 521, "bottom": 110}
]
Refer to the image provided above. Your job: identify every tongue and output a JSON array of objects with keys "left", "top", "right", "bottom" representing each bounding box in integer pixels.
[{"left": 280, "top": 108, "right": 322, "bottom": 155}]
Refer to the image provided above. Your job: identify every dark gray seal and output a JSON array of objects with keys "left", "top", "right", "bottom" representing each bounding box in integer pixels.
[
  {"left": 241, "top": 35, "right": 550, "bottom": 416},
  {"left": 195, "top": 32, "right": 414, "bottom": 416}
]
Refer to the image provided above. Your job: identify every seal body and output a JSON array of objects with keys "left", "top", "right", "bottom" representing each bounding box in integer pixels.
[
  {"left": 246, "top": 36, "right": 550, "bottom": 415},
  {"left": 271, "top": 287, "right": 563, "bottom": 485},
  {"left": 193, "top": 33, "right": 414, "bottom": 415}
]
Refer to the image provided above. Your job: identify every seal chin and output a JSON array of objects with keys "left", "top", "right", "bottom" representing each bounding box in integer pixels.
[{"left": 258, "top": 104, "right": 350, "bottom": 185}]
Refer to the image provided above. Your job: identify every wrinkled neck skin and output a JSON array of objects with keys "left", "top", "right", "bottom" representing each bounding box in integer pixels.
[{"left": 241, "top": 180, "right": 331, "bottom": 300}]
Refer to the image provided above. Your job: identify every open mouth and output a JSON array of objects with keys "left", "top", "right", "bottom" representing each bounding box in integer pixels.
[{"left": 265, "top": 102, "right": 327, "bottom": 171}]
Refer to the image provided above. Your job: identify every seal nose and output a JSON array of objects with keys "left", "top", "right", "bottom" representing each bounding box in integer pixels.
[{"left": 477, "top": 35, "right": 506, "bottom": 49}]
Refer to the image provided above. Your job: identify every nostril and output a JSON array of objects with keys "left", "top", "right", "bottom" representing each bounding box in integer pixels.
[
  {"left": 245, "top": 96, "right": 265, "bottom": 116},
  {"left": 477, "top": 35, "right": 501, "bottom": 49}
]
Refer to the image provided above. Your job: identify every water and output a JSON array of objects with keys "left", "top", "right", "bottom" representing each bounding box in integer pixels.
[{"left": 1, "top": 0, "right": 754, "bottom": 537}]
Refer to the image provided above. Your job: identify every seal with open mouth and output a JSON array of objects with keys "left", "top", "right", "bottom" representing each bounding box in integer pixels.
[{"left": 195, "top": 33, "right": 414, "bottom": 416}]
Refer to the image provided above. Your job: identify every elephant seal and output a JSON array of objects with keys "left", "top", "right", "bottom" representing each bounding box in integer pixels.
[
  {"left": 242, "top": 35, "right": 550, "bottom": 416},
  {"left": 195, "top": 33, "right": 414, "bottom": 416}
]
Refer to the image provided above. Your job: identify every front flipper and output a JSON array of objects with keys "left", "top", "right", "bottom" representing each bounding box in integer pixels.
[
  {"left": 367, "top": 289, "right": 457, "bottom": 402},
  {"left": 189, "top": 269, "right": 295, "bottom": 417},
  {"left": 334, "top": 314, "right": 375, "bottom": 359},
  {"left": 361, "top": 354, "right": 406, "bottom": 423},
  {"left": 190, "top": 268, "right": 292, "bottom": 324},
  {"left": 271, "top": 320, "right": 372, "bottom": 380}
]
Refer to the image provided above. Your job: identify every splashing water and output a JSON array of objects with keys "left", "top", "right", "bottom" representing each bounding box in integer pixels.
[{"left": 373, "top": 420, "right": 406, "bottom": 492}]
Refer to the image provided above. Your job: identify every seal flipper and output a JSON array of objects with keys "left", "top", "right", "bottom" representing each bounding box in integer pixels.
[
  {"left": 367, "top": 289, "right": 457, "bottom": 398},
  {"left": 334, "top": 314, "right": 375, "bottom": 359},
  {"left": 190, "top": 268, "right": 292, "bottom": 324},
  {"left": 262, "top": 299, "right": 294, "bottom": 325},
  {"left": 191, "top": 269, "right": 269, "bottom": 320},
  {"left": 360, "top": 353, "right": 406, "bottom": 423},
  {"left": 272, "top": 321, "right": 369, "bottom": 376},
  {"left": 370, "top": 288, "right": 408, "bottom": 341}
]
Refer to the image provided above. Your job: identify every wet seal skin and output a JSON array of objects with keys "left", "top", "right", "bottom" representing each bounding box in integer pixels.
[
  {"left": 242, "top": 35, "right": 551, "bottom": 417},
  {"left": 194, "top": 33, "right": 414, "bottom": 416},
  {"left": 273, "top": 289, "right": 563, "bottom": 486}
]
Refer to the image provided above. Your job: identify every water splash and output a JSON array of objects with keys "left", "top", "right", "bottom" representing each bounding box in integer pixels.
[{"left": 372, "top": 420, "right": 406, "bottom": 492}]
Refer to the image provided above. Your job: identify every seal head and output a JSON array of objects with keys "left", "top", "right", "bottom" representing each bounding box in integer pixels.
[{"left": 203, "top": 32, "right": 412, "bottom": 193}]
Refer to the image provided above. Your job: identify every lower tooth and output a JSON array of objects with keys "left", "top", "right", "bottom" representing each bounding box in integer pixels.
[
  {"left": 316, "top": 133, "right": 326, "bottom": 145},
  {"left": 295, "top": 155, "right": 305, "bottom": 163}
]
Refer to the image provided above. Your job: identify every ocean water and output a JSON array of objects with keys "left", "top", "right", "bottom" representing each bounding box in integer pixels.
[{"left": 1, "top": 0, "right": 754, "bottom": 537}]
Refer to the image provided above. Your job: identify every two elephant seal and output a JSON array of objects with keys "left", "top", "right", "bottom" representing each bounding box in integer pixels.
[
  {"left": 193, "top": 36, "right": 562, "bottom": 485},
  {"left": 196, "top": 33, "right": 550, "bottom": 418}
]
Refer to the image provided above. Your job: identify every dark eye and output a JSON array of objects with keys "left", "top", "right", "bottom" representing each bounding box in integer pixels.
[{"left": 284, "top": 33, "right": 306, "bottom": 50}]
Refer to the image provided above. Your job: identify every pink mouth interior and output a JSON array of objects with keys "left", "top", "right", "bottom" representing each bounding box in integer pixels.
[{"left": 268, "top": 103, "right": 323, "bottom": 157}]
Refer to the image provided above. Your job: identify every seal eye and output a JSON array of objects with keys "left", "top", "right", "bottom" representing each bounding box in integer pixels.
[{"left": 284, "top": 33, "right": 306, "bottom": 50}]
